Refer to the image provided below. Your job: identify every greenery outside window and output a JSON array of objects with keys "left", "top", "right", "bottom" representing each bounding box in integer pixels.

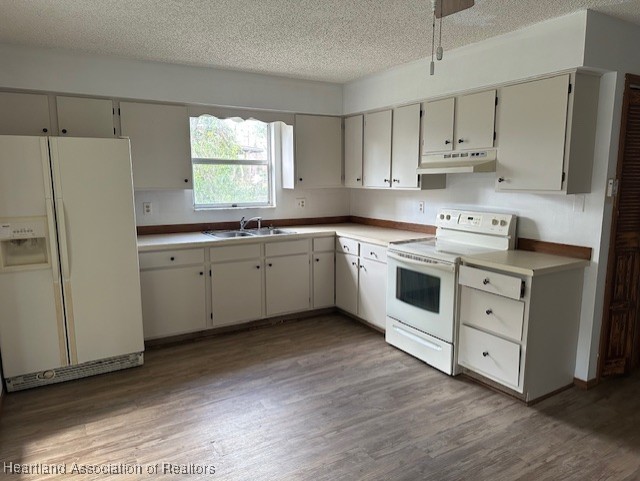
[{"left": 190, "top": 115, "right": 274, "bottom": 208}]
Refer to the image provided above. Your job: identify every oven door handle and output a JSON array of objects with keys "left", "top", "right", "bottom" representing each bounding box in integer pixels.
[{"left": 387, "top": 251, "right": 456, "bottom": 273}]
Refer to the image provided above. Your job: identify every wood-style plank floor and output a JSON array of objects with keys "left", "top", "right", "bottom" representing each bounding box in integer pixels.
[{"left": 2, "top": 314, "right": 640, "bottom": 480}]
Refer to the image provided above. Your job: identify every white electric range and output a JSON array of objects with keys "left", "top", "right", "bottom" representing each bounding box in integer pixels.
[{"left": 385, "top": 209, "right": 517, "bottom": 375}]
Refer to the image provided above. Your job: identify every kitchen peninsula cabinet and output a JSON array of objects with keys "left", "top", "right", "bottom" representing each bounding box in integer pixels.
[
  {"left": 120, "top": 101, "right": 192, "bottom": 190},
  {"left": 457, "top": 251, "right": 587, "bottom": 402},
  {"left": 139, "top": 248, "right": 207, "bottom": 339},
  {"left": 495, "top": 72, "right": 599, "bottom": 194},
  {"left": 56, "top": 96, "right": 115, "bottom": 138},
  {"left": 0, "top": 92, "right": 51, "bottom": 135}
]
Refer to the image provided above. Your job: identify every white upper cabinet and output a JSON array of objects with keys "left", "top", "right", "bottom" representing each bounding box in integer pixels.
[
  {"left": 294, "top": 114, "right": 342, "bottom": 188},
  {"left": 422, "top": 91, "right": 495, "bottom": 155},
  {"left": 0, "top": 92, "right": 51, "bottom": 135},
  {"left": 455, "top": 90, "right": 496, "bottom": 150},
  {"left": 495, "top": 73, "right": 599, "bottom": 194},
  {"left": 363, "top": 109, "right": 392, "bottom": 188},
  {"left": 422, "top": 97, "right": 454, "bottom": 154},
  {"left": 391, "top": 103, "right": 421, "bottom": 189},
  {"left": 344, "top": 115, "right": 363, "bottom": 188},
  {"left": 56, "top": 96, "right": 115, "bottom": 138},
  {"left": 119, "top": 102, "right": 192, "bottom": 190}
]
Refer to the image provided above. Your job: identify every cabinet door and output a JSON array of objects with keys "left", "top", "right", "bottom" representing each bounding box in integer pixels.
[
  {"left": 140, "top": 266, "right": 206, "bottom": 339},
  {"left": 120, "top": 102, "right": 192, "bottom": 189},
  {"left": 295, "top": 114, "right": 342, "bottom": 188},
  {"left": 313, "top": 252, "right": 335, "bottom": 308},
  {"left": 212, "top": 260, "right": 263, "bottom": 326},
  {"left": 455, "top": 90, "right": 496, "bottom": 150},
  {"left": 0, "top": 92, "right": 51, "bottom": 135},
  {"left": 335, "top": 252, "right": 358, "bottom": 315},
  {"left": 56, "top": 96, "right": 114, "bottom": 138},
  {"left": 266, "top": 254, "right": 311, "bottom": 316},
  {"left": 358, "top": 258, "right": 387, "bottom": 330},
  {"left": 344, "top": 115, "right": 363, "bottom": 188},
  {"left": 422, "top": 97, "right": 454, "bottom": 154},
  {"left": 391, "top": 103, "right": 420, "bottom": 188},
  {"left": 363, "top": 110, "right": 392, "bottom": 188},
  {"left": 495, "top": 75, "right": 569, "bottom": 191}
]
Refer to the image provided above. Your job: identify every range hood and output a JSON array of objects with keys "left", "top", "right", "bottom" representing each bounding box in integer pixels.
[{"left": 417, "top": 149, "right": 497, "bottom": 175}]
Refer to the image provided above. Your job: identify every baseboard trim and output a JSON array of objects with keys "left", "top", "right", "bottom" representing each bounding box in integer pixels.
[{"left": 573, "top": 377, "right": 599, "bottom": 390}]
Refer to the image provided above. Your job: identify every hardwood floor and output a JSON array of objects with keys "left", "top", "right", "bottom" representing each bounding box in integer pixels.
[{"left": 2, "top": 314, "right": 640, "bottom": 480}]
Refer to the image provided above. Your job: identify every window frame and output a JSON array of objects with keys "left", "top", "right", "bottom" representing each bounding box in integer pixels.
[{"left": 190, "top": 117, "right": 275, "bottom": 210}]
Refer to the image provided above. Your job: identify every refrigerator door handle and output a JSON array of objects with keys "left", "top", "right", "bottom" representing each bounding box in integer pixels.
[
  {"left": 46, "top": 198, "right": 61, "bottom": 283},
  {"left": 55, "top": 198, "right": 71, "bottom": 280}
]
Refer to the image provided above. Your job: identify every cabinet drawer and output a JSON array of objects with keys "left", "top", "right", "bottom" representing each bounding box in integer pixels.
[
  {"left": 313, "top": 236, "right": 335, "bottom": 252},
  {"left": 460, "top": 287, "right": 524, "bottom": 341},
  {"left": 458, "top": 325, "right": 521, "bottom": 388},
  {"left": 265, "top": 239, "right": 310, "bottom": 257},
  {"left": 139, "top": 248, "right": 204, "bottom": 269},
  {"left": 210, "top": 243, "right": 261, "bottom": 262},
  {"left": 360, "top": 242, "right": 387, "bottom": 263},
  {"left": 459, "top": 265, "right": 524, "bottom": 300},
  {"left": 336, "top": 237, "right": 359, "bottom": 256}
]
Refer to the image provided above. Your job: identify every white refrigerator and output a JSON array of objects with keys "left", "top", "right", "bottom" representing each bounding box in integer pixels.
[{"left": 0, "top": 135, "right": 144, "bottom": 391}]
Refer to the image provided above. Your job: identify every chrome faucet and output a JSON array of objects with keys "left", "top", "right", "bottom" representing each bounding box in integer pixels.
[{"left": 239, "top": 216, "right": 262, "bottom": 231}]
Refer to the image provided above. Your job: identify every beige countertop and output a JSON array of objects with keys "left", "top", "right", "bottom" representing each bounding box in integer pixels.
[
  {"left": 137, "top": 223, "right": 431, "bottom": 252},
  {"left": 462, "top": 250, "right": 589, "bottom": 276}
]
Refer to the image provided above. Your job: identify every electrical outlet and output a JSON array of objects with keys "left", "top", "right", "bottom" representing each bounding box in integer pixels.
[
  {"left": 142, "top": 202, "right": 153, "bottom": 215},
  {"left": 419, "top": 201, "right": 425, "bottom": 214},
  {"left": 296, "top": 198, "right": 306, "bottom": 209}
]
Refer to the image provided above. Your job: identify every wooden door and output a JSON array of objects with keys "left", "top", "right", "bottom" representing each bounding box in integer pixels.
[
  {"left": 344, "top": 115, "right": 363, "bottom": 188},
  {"left": 56, "top": 96, "right": 115, "bottom": 138},
  {"left": 600, "top": 75, "right": 640, "bottom": 377}
]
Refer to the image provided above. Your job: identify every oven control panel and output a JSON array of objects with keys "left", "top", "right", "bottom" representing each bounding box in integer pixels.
[{"left": 436, "top": 210, "right": 516, "bottom": 237}]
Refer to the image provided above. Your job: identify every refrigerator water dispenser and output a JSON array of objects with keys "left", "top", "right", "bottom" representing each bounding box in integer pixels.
[{"left": 0, "top": 217, "right": 49, "bottom": 269}]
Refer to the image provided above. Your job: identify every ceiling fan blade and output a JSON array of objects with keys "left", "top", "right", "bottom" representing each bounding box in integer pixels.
[{"left": 435, "top": 0, "right": 475, "bottom": 18}]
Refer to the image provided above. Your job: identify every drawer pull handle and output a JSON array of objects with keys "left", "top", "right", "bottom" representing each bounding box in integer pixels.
[
  {"left": 482, "top": 278, "right": 490, "bottom": 285},
  {"left": 482, "top": 351, "right": 489, "bottom": 357},
  {"left": 351, "top": 261, "right": 357, "bottom": 266},
  {"left": 370, "top": 251, "right": 377, "bottom": 257},
  {"left": 485, "top": 309, "right": 493, "bottom": 315},
  {"left": 343, "top": 245, "right": 349, "bottom": 251}
]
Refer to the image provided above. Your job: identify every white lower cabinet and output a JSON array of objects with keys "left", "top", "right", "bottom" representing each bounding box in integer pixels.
[
  {"left": 335, "top": 239, "right": 388, "bottom": 330},
  {"left": 212, "top": 259, "right": 263, "bottom": 326},
  {"left": 458, "top": 262, "right": 585, "bottom": 402},
  {"left": 313, "top": 251, "right": 335, "bottom": 308},
  {"left": 139, "top": 249, "right": 207, "bottom": 339},
  {"left": 266, "top": 254, "right": 311, "bottom": 316}
]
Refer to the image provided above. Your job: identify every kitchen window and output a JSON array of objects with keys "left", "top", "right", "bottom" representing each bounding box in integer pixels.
[{"left": 190, "top": 115, "right": 274, "bottom": 208}]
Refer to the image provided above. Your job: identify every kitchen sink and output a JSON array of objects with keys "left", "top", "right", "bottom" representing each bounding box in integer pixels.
[
  {"left": 204, "top": 228, "right": 295, "bottom": 238},
  {"left": 204, "top": 230, "right": 255, "bottom": 238}
]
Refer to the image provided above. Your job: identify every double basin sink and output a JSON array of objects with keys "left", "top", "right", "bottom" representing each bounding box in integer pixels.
[{"left": 204, "top": 228, "right": 295, "bottom": 239}]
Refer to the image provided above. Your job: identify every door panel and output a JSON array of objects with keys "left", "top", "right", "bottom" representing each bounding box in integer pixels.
[
  {"left": 344, "top": 115, "right": 363, "bottom": 187},
  {"left": 455, "top": 90, "right": 496, "bottom": 150},
  {"left": 56, "top": 96, "right": 114, "bottom": 138},
  {"left": 358, "top": 258, "right": 387, "bottom": 330},
  {"left": 49, "top": 137, "right": 144, "bottom": 364},
  {"left": 0, "top": 92, "right": 51, "bottom": 136},
  {"left": 266, "top": 254, "right": 310, "bottom": 316},
  {"left": 335, "top": 252, "right": 358, "bottom": 315},
  {"left": 422, "top": 97, "right": 454, "bottom": 154},
  {"left": 313, "top": 251, "right": 335, "bottom": 308},
  {"left": 212, "top": 260, "right": 263, "bottom": 325},
  {"left": 295, "top": 115, "right": 342, "bottom": 188},
  {"left": 363, "top": 110, "right": 392, "bottom": 188},
  {"left": 391, "top": 103, "right": 420, "bottom": 189}
]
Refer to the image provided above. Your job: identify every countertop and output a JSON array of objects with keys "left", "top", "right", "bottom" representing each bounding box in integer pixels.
[
  {"left": 461, "top": 250, "right": 590, "bottom": 276},
  {"left": 137, "top": 223, "right": 431, "bottom": 252}
]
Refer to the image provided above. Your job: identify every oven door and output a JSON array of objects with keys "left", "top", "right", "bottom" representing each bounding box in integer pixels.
[{"left": 386, "top": 251, "right": 456, "bottom": 343}]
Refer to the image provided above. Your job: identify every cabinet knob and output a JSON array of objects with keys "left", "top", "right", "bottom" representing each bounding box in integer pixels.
[
  {"left": 199, "top": 271, "right": 204, "bottom": 276},
  {"left": 299, "top": 177, "right": 303, "bottom": 182},
  {"left": 392, "top": 179, "right": 400, "bottom": 183},
  {"left": 384, "top": 179, "right": 390, "bottom": 183},
  {"left": 268, "top": 263, "right": 273, "bottom": 267},
  {"left": 482, "top": 351, "right": 489, "bottom": 357},
  {"left": 61, "top": 129, "right": 68, "bottom": 134},
  {"left": 485, "top": 309, "right": 493, "bottom": 315},
  {"left": 370, "top": 251, "right": 377, "bottom": 258},
  {"left": 351, "top": 261, "right": 357, "bottom": 266},
  {"left": 170, "top": 257, "right": 175, "bottom": 261},
  {"left": 42, "top": 128, "right": 48, "bottom": 133},
  {"left": 457, "top": 138, "right": 464, "bottom": 144},
  {"left": 343, "top": 245, "right": 349, "bottom": 251},
  {"left": 482, "top": 278, "right": 490, "bottom": 285},
  {"left": 444, "top": 140, "right": 451, "bottom": 145},
  {"left": 315, "top": 258, "right": 320, "bottom": 262},
  {"left": 256, "top": 265, "right": 261, "bottom": 269},
  {"left": 184, "top": 179, "right": 189, "bottom": 183},
  {"left": 498, "top": 177, "right": 505, "bottom": 183},
  {"left": 356, "top": 178, "right": 361, "bottom": 182}
]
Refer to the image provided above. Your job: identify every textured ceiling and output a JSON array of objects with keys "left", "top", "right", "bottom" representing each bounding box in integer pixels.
[{"left": 0, "top": 0, "right": 639, "bottom": 83}]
